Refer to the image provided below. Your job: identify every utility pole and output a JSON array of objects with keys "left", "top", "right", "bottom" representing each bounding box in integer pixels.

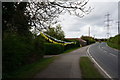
[
  {"left": 104, "top": 12, "right": 112, "bottom": 38},
  {"left": 88, "top": 27, "right": 90, "bottom": 37},
  {"left": 117, "top": 21, "right": 120, "bottom": 34}
]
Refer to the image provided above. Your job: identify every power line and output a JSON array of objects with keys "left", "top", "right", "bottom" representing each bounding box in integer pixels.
[{"left": 104, "top": 12, "right": 112, "bottom": 38}]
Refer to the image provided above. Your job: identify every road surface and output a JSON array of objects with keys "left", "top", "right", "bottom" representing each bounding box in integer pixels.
[
  {"left": 35, "top": 46, "right": 88, "bottom": 78},
  {"left": 89, "top": 42, "right": 118, "bottom": 78},
  {"left": 35, "top": 42, "right": 119, "bottom": 78}
]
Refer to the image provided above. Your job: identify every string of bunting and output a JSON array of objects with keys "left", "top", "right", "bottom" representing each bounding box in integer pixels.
[{"left": 40, "top": 32, "right": 76, "bottom": 46}]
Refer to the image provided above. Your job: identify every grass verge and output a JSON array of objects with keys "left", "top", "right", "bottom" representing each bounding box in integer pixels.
[
  {"left": 80, "top": 57, "right": 104, "bottom": 78},
  {"left": 6, "top": 57, "right": 56, "bottom": 78},
  {"left": 4, "top": 47, "right": 80, "bottom": 78},
  {"left": 107, "top": 42, "right": 120, "bottom": 50}
]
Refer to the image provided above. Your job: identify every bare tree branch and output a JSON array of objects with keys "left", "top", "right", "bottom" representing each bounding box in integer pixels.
[{"left": 26, "top": 0, "right": 92, "bottom": 34}]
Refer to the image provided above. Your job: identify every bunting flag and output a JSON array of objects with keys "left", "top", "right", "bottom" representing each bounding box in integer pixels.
[{"left": 40, "top": 32, "right": 76, "bottom": 46}]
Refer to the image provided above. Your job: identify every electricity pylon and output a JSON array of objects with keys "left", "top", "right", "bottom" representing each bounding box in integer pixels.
[{"left": 104, "top": 12, "right": 112, "bottom": 38}]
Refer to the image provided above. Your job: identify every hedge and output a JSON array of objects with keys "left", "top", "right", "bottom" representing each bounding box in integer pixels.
[
  {"left": 64, "top": 44, "right": 78, "bottom": 50},
  {"left": 3, "top": 33, "right": 45, "bottom": 76},
  {"left": 81, "top": 36, "right": 96, "bottom": 45},
  {"left": 44, "top": 43, "right": 64, "bottom": 55},
  {"left": 64, "top": 39, "right": 80, "bottom": 50}
]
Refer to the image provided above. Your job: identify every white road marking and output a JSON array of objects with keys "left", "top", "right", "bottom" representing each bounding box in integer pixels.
[
  {"left": 106, "top": 43, "right": 119, "bottom": 52},
  {"left": 109, "top": 53, "right": 117, "bottom": 57},
  {"left": 99, "top": 45, "right": 117, "bottom": 57},
  {"left": 87, "top": 45, "right": 113, "bottom": 80}
]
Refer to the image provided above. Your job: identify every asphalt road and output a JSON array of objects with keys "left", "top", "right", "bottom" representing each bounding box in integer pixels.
[
  {"left": 35, "top": 46, "right": 88, "bottom": 78},
  {"left": 89, "top": 42, "right": 118, "bottom": 78}
]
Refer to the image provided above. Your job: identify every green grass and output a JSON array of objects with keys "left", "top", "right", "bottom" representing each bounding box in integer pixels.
[
  {"left": 107, "top": 34, "right": 120, "bottom": 50},
  {"left": 4, "top": 47, "right": 80, "bottom": 78},
  {"left": 5, "top": 57, "right": 56, "bottom": 78},
  {"left": 80, "top": 57, "right": 104, "bottom": 79},
  {"left": 107, "top": 42, "right": 120, "bottom": 50},
  {"left": 63, "top": 47, "right": 80, "bottom": 54},
  {"left": 3, "top": 47, "right": 80, "bottom": 78}
]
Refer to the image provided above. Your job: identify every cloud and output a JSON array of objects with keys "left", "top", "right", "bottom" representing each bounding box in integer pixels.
[{"left": 58, "top": 1, "right": 118, "bottom": 38}]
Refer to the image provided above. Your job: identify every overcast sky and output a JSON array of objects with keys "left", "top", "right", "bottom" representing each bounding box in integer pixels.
[{"left": 57, "top": 0, "right": 119, "bottom": 38}]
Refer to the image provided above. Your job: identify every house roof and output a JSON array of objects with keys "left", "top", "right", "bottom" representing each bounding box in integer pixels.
[{"left": 65, "top": 38, "right": 86, "bottom": 42}]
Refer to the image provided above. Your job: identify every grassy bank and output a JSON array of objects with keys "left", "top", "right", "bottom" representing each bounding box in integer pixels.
[
  {"left": 107, "top": 42, "right": 120, "bottom": 50},
  {"left": 80, "top": 57, "right": 104, "bottom": 78},
  {"left": 4, "top": 57, "right": 56, "bottom": 78},
  {"left": 107, "top": 34, "right": 120, "bottom": 50}
]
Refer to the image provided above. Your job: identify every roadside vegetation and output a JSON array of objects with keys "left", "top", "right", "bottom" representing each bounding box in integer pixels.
[
  {"left": 2, "top": 1, "right": 90, "bottom": 78},
  {"left": 107, "top": 34, "right": 120, "bottom": 50},
  {"left": 3, "top": 3, "right": 80, "bottom": 78},
  {"left": 4, "top": 57, "right": 56, "bottom": 78},
  {"left": 80, "top": 57, "right": 104, "bottom": 78},
  {"left": 81, "top": 36, "right": 96, "bottom": 45}
]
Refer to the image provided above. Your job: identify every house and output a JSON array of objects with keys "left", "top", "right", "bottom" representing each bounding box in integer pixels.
[{"left": 65, "top": 38, "right": 87, "bottom": 46}]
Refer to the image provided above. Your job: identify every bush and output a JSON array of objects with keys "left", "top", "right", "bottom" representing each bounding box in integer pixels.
[
  {"left": 2, "top": 33, "right": 45, "bottom": 76},
  {"left": 107, "top": 34, "right": 120, "bottom": 50},
  {"left": 64, "top": 39, "right": 80, "bottom": 50},
  {"left": 32, "top": 36, "right": 45, "bottom": 59},
  {"left": 44, "top": 43, "right": 64, "bottom": 55},
  {"left": 3, "top": 34, "right": 33, "bottom": 74},
  {"left": 81, "top": 36, "right": 96, "bottom": 45},
  {"left": 64, "top": 44, "right": 79, "bottom": 50}
]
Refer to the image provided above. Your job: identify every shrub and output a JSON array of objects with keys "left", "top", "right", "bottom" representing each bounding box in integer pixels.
[
  {"left": 64, "top": 39, "right": 80, "bottom": 50},
  {"left": 44, "top": 43, "right": 64, "bottom": 55},
  {"left": 3, "top": 34, "right": 33, "bottom": 74},
  {"left": 32, "top": 36, "right": 45, "bottom": 59},
  {"left": 81, "top": 36, "right": 96, "bottom": 45},
  {"left": 2, "top": 33, "right": 45, "bottom": 76},
  {"left": 107, "top": 34, "right": 120, "bottom": 50},
  {"left": 64, "top": 44, "right": 78, "bottom": 50}
]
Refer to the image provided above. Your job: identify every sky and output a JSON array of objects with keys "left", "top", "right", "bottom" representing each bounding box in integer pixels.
[
  {"left": 57, "top": 0, "right": 119, "bottom": 39},
  {"left": 2, "top": 0, "right": 118, "bottom": 39}
]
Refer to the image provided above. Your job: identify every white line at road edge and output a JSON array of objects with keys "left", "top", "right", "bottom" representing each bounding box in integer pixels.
[
  {"left": 87, "top": 45, "right": 113, "bottom": 80},
  {"left": 106, "top": 43, "right": 119, "bottom": 52},
  {"left": 99, "top": 44, "right": 117, "bottom": 57}
]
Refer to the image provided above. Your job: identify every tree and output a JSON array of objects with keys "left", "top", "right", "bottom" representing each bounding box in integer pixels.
[
  {"left": 45, "top": 24, "right": 65, "bottom": 40},
  {"left": 2, "top": 2, "right": 31, "bottom": 36},
  {"left": 55, "top": 24, "right": 65, "bottom": 40},
  {"left": 26, "top": 0, "right": 92, "bottom": 34},
  {"left": 3, "top": 0, "right": 92, "bottom": 35},
  {"left": 81, "top": 36, "right": 95, "bottom": 45}
]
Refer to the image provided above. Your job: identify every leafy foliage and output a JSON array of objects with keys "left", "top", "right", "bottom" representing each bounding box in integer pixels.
[
  {"left": 107, "top": 34, "right": 120, "bottom": 50},
  {"left": 2, "top": 1, "right": 91, "bottom": 77},
  {"left": 44, "top": 43, "right": 64, "bottom": 55},
  {"left": 3, "top": 33, "right": 32, "bottom": 74},
  {"left": 28, "top": 0, "right": 92, "bottom": 33},
  {"left": 44, "top": 24, "right": 65, "bottom": 40},
  {"left": 2, "top": 2, "right": 31, "bottom": 36},
  {"left": 81, "top": 36, "right": 96, "bottom": 45},
  {"left": 64, "top": 39, "right": 80, "bottom": 50},
  {"left": 2, "top": 33, "right": 45, "bottom": 77}
]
